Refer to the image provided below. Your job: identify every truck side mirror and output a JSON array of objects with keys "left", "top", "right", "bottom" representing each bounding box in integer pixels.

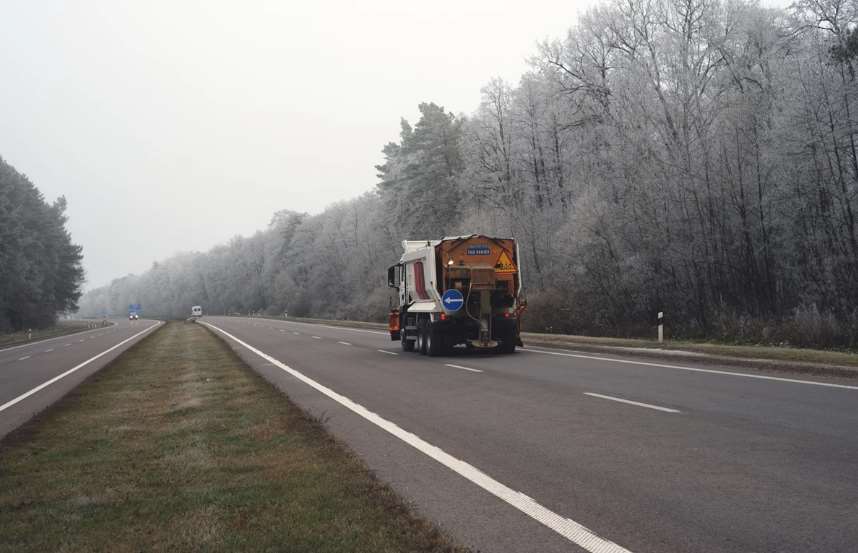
[{"left": 387, "top": 265, "right": 401, "bottom": 289}]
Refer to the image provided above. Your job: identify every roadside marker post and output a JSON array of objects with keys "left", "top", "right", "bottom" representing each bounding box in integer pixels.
[{"left": 658, "top": 312, "right": 664, "bottom": 343}]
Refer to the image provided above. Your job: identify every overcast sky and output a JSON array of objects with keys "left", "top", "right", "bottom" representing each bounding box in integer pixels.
[{"left": 1, "top": 0, "right": 783, "bottom": 290}]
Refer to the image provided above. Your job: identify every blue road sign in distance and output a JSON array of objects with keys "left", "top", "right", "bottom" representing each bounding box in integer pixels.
[{"left": 441, "top": 289, "right": 464, "bottom": 312}]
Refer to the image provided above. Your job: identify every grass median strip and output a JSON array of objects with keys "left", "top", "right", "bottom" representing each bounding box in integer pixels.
[{"left": 0, "top": 321, "right": 468, "bottom": 553}]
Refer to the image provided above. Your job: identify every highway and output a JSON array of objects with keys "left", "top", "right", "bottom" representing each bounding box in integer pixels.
[
  {"left": 0, "top": 319, "right": 160, "bottom": 439},
  {"left": 202, "top": 316, "right": 858, "bottom": 553}
]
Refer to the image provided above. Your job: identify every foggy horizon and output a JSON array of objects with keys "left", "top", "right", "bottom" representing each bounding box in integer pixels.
[{"left": 1, "top": 0, "right": 603, "bottom": 290}]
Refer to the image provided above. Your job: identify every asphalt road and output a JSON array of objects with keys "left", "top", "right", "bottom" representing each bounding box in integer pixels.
[
  {"left": 0, "top": 319, "right": 160, "bottom": 439},
  {"left": 200, "top": 316, "right": 858, "bottom": 553}
]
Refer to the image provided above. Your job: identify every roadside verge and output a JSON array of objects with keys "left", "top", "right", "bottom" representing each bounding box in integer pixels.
[{"left": 238, "top": 315, "right": 858, "bottom": 379}]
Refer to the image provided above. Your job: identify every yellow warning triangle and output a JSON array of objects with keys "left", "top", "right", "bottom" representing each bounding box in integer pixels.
[{"left": 495, "top": 251, "right": 517, "bottom": 273}]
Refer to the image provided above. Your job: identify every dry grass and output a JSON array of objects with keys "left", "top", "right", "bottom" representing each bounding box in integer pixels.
[{"left": 0, "top": 322, "right": 468, "bottom": 553}]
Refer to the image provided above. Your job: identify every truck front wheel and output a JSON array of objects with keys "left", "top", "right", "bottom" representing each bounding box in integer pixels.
[
  {"left": 425, "top": 323, "right": 443, "bottom": 357},
  {"left": 401, "top": 329, "right": 415, "bottom": 352}
]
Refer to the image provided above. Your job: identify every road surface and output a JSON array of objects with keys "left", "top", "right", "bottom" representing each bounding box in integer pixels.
[
  {"left": 0, "top": 319, "right": 161, "bottom": 439},
  {"left": 201, "top": 315, "right": 858, "bottom": 553}
]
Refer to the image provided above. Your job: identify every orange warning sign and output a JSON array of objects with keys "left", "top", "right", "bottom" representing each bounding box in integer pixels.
[{"left": 495, "top": 251, "right": 517, "bottom": 273}]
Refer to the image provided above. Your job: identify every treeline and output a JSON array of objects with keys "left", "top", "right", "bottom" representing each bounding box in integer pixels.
[
  {"left": 80, "top": 0, "right": 858, "bottom": 348},
  {"left": 0, "top": 157, "right": 84, "bottom": 331}
]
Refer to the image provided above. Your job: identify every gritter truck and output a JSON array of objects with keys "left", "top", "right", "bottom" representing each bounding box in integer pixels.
[{"left": 387, "top": 234, "right": 524, "bottom": 355}]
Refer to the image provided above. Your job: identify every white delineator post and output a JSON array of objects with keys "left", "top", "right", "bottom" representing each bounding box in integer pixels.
[{"left": 657, "top": 312, "right": 664, "bottom": 343}]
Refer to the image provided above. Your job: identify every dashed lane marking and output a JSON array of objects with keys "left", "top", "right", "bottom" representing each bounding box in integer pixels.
[
  {"left": 1, "top": 323, "right": 162, "bottom": 414},
  {"left": 583, "top": 392, "right": 681, "bottom": 414},
  {"left": 201, "top": 321, "right": 633, "bottom": 553},
  {"left": 444, "top": 363, "right": 483, "bottom": 373}
]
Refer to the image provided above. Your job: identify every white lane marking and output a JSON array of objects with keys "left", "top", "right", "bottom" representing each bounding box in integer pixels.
[
  {"left": 0, "top": 322, "right": 117, "bottom": 353},
  {"left": 280, "top": 329, "right": 286, "bottom": 333},
  {"left": 337, "top": 341, "right": 352, "bottom": 346},
  {"left": 44, "top": 349, "right": 54, "bottom": 353},
  {"left": 523, "top": 347, "right": 858, "bottom": 391},
  {"left": 377, "top": 349, "right": 399, "bottom": 356},
  {"left": 312, "top": 324, "right": 387, "bottom": 336},
  {"left": 201, "top": 321, "right": 632, "bottom": 553},
  {"left": 0, "top": 322, "right": 162, "bottom": 414},
  {"left": 584, "top": 392, "right": 681, "bottom": 414},
  {"left": 444, "top": 363, "right": 483, "bottom": 373},
  {"left": 292, "top": 332, "right": 300, "bottom": 335},
  {"left": 311, "top": 336, "right": 322, "bottom": 340},
  {"left": 18, "top": 356, "right": 31, "bottom": 361},
  {"left": 63, "top": 344, "right": 71, "bottom": 347}
]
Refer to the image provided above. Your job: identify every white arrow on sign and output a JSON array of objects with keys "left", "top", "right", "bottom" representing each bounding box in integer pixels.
[{"left": 444, "top": 296, "right": 463, "bottom": 305}]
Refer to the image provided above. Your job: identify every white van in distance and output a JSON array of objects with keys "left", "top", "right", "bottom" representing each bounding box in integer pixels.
[{"left": 191, "top": 305, "right": 203, "bottom": 318}]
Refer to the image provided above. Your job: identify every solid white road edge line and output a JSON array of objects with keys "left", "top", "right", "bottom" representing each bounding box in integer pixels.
[
  {"left": 201, "top": 321, "right": 633, "bottom": 553},
  {"left": 18, "top": 356, "right": 31, "bottom": 361},
  {"left": 0, "top": 322, "right": 162, "bottom": 414},
  {"left": 444, "top": 363, "right": 483, "bottom": 373},
  {"left": 584, "top": 393, "right": 681, "bottom": 414},
  {"left": 377, "top": 349, "right": 399, "bottom": 356},
  {"left": 523, "top": 347, "right": 858, "bottom": 391},
  {"left": 338, "top": 341, "right": 352, "bottom": 346}
]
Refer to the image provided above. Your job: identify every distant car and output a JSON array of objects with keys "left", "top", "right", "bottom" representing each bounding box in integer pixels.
[
  {"left": 191, "top": 305, "right": 203, "bottom": 318},
  {"left": 128, "top": 313, "right": 139, "bottom": 320}
]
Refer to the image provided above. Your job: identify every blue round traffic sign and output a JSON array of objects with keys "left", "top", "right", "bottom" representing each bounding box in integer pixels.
[{"left": 441, "top": 289, "right": 464, "bottom": 312}]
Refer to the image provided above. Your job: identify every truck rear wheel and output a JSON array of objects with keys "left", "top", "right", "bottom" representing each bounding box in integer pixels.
[
  {"left": 498, "top": 340, "right": 516, "bottom": 354},
  {"left": 417, "top": 322, "right": 428, "bottom": 355},
  {"left": 498, "top": 327, "right": 518, "bottom": 353}
]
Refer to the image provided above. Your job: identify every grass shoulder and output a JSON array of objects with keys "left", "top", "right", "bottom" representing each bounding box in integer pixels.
[
  {"left": 0, "top": 321, "right": 467, "bottom": 553},
  {"left": 521, "top": 332, "right": 858, "bottom": 369}
]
